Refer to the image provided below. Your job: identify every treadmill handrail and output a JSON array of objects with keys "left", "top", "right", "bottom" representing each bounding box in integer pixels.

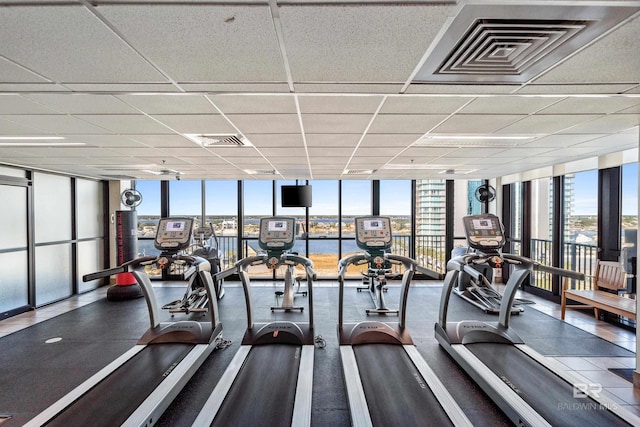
[{"left": 337, "top": 253, "right": 368, "bottom": 327}]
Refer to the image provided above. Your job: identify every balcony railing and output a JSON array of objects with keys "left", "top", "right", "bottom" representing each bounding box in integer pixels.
[{"left": 530, "top": 238, "right": 598, "bottom": 292}]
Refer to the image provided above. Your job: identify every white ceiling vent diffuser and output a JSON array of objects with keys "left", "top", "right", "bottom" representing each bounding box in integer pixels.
[
  {"left": 414, "top": 3, "right": 640, "bottom": 84},
  {"left": 185, "top": 134, "right": 254, "bottom": 147}
]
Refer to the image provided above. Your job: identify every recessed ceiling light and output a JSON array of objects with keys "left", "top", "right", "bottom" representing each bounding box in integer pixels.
[
  {"left": 426, "top": 135, "right": 533, "bottom": 140},
  {"left": 383, "top": 164, "right": 455, "bottom": 170}
]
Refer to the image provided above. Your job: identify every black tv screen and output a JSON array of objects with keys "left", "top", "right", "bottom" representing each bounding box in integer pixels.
[{"left": 281, "top": 185, "right": 312, "bottom": 208}]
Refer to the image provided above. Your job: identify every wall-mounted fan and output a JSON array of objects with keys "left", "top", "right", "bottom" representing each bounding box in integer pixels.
[
  {"left": 474, "top": 184, "right": 496, "bottom": 203},
  {"left": 121, "top": 188, "right": 143, "bottom": 209}
]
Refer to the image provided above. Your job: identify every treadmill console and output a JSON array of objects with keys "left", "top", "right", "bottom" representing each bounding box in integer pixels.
[
  {"left": 258, "top": 216, "right": 296, "bottom": 251},
  {"left": 463, "top": 214, "right": 506, "bottom": 251},
  {"left": 154, "top": 217, "right": 194, "bottom": 251},
  {"left": 355, "top": 216, "right": 392, "bottom": 251}
]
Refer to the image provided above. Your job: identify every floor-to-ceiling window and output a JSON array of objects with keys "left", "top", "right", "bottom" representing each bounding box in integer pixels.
[
  {"left": 0, "top": 169, "right": 30, "bottom": 317},
  {"left": 306, "top": 180, "right": 339, "bottom": 278},
  {"left": 135, "top": 180, "right": 162, "bottom": 256},
  {"left": 530, "top": 177, "right": 554, "bottom": 292},
  {"left": 341, "top": 180, "right": 371, "bottom": 276},
  {"left": 563, "top": 170, "right": 599, "bottom": 275},
  {"left": 243, "top": 180, "right": 274, "bottom": 276},
  {"left": 205, "top": 180, "right": 238, "bottom": 269},
  {"left": 621, "top": 163, "right": 638, "bottom": 292},
  {"left": 415, "top": 179, "right": 447, "bottom": 272}
]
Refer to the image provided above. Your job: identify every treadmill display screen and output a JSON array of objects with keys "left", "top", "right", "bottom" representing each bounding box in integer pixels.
[
  {"left": 268, "top": 220, "right": 288, "bottom": 232},
  {"left": 258, "top": 216, "right": 296, "bottom": 251},
  {"left": 154, "top": 217, "right": 194, "bottom": 251},
  {"left": 355, "top": 216, "right": 392, "bottom": 250},
  {"left": 463, "top": 214, "right": 505, "bottom": 251}
]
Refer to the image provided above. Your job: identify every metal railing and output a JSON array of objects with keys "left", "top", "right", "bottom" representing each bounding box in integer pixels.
[
  {"left": 530, "top": 238, "right": 598, "bottom": 292},
  {"left": 138, "top": 233, "right": 449, "bottom": 278}
]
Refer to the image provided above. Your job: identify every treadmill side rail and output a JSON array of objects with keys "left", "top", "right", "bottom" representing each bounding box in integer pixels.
[
  {"left": 402, "top": 345, "right": 473, "bottom": 427},
  {"left": 192, "top": 345, "right": 252, "bottom": 427},
  {"left": 339, "top": 346, "right": 374, "bottom": 427},
  {"left": 23, "top": 345, "right": 146, "bottom": 427},
  {"left": 291, "top": 345, "right": 314, "bottom": 427},
  {"left": 451, "top": 345, "right": 552, "bottom": 427},
  {"left": 516, "top": 344, "right": 640, "bottom": 426},
  {"left": 123, "top": 343, "right": 216, "bottom": 427}
]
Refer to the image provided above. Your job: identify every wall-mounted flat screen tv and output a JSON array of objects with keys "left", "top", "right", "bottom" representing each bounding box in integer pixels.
[{"left": 281, "top": 185, "right": 312, "bottom": 208}]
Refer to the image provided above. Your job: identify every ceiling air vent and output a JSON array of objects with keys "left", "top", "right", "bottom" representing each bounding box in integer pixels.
[
  {"left": 413, "top": 3, "right": 640, "bottom": 84},
  {"left": 344, "top": 169, "right": 375, "bottom": 175},
  {"left": 245, "top": 169, "right": 277, "bottom": 175},
  {"left": 185, "top": 134, "right": 253, "bottom": 147}
]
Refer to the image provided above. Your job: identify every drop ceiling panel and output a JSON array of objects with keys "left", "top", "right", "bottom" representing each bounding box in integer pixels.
[
  {"left": 298, "top": 95, "right": 383, "bottom": 114},
  {"left": 0, "top": 115, "right": 109, "bottom": 134},
  {"left": 0, "top": 95, "right": 57, "bottom": 114},
  {"left": 117, "top": 95, "right": 218, "bottom": 115},
  {"left": 538, "top": 97, "right": 640, "bottom": 114},
  {"left": 100, "top": 5, "right": 286, "bottom": 82},
  {"left": 127, "top": 134, "right": 194, "bottom": 148},
  {"left": 497, "top": 114, "right": 602, "bottom": 134},
  {"left": 151, "top": 114, "right": 233, "bottom": 134},
  {"left": 433, "top": 114, "right": 527, "bottom": 134},
  {"left": 305, "top": 134, "right": 361, "bottom": 148},
  {"left": 248, "top": 134, "right": 304, "bottom": 148},
  {"left": 227, "top": 114, "right": 300, "bottom": 134},
  {"left": 360, "top": 134, "right": 423, "bottom": 148},
  {"left": 526, "top": 134, "right": 606, "bottom": 148},
  {"left": 77, "top": 115, "right": 173, "bottom": 134},
  {"left": 23, "top": 94, "right": 138, "bottom": 114},
  {"left": 368, "top": 114, "right": 448, "bottom": 134},
  {"left": 307, "top": 147, "right": 353, "bottom": 157},
  {"left": 0, "top": 56, "right": 50, "bottom": 83},
  {"left": 302, "top": 114, "right": 372, "bottom": 134},
  {"left": 514, "top": 83, "right": 639, "bottom": 95},
  {"left": 209, "top": 95, "right": 298, "bottom": 114},
  {"left": 64, "top": 135, "right": 148, "bottom": 148},
  {"left": 0, "top": 6, "right": 166, "bottom": 82},
  {"left": 533, "top": 13, "right": 640, "bottom": 84},
  {"left": 279, "top": 4, "right": 455, "bottom": 81},
  {"left": 459, "top": 96, "right": 561, "bottom": 115},
  {"left": 558, "top": 114, "right": 640, "bottom": 134},
  {"left": 379, "top": 97, "right": 473, "bottom": 115}
]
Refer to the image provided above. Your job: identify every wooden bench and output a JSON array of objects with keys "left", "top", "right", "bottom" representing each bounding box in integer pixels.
[{"left": 561, "top": 260, "right": 635, "bottom": 321}]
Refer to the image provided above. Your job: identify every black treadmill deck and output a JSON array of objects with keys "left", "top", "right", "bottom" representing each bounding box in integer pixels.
[
  {"left": 353, "top": 344, "right": 454, "bottom": 427},
  {"left": 467, "top": 342, "right": 629, "bottom": 426}
]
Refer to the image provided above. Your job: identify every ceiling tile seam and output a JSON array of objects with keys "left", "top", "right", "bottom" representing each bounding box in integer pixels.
[
  {"left": 98, "top": 96, "right": 248, "bottom": 174},
  {"left": 294, "top": 94, "right": 313, "bottom": 180},
  {"left": 400, "top": 12, "right": 461, "bottom": 94},
  {"left": 520, "top": 8, "right": 640, "bottom": 88},
  {"left": 268, "top": 0, "right": 295, "bottom": 93},
  {"left": 0, "top": 54, "right": 55, "bottom": 85},
  {"left": 380, "top": 97, "right": 477, "bottom": 169},
  {"left": 78, "top": 0, "right": 185, "bottom": 93},
  {"left": 204, "top": 94, "right": 284, "bottom": 178},
  {"left": 341, "top": 96, "right": 388, "bottom": 175}
]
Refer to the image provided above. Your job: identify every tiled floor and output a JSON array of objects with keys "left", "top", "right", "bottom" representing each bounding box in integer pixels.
[{"left": 1, "top": 283, "right": 639, "bottom": 418}]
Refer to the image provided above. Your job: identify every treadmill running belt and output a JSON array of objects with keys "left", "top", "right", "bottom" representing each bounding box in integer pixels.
[
  {"left": 46, "top": 343, "right": 194, "bottom": 427},
  {"left": 467, "top": 343, "right": 628, "bottom": 426},
  {"left": 353, "top": 344, "right": 454, "bottom": 427},
  {"left": 212, "top": 344, "right": 302, "bottom": 427}
]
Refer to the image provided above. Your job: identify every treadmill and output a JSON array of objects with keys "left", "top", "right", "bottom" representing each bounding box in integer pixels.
[
  {"left": 338, "top": 216, "right": 472, "bottom": 427},
  {"left": 192, "top": 216, "right": 317, "bottom": 427},
  {"left": 24, "top": 217, "right": 223, "bottom": 427},
  {"left": 435, "top": 213, "right": 640, "bottom": 426}
]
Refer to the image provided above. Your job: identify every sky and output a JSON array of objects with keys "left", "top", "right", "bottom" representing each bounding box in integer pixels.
[
  {"left": 133, "top": 167, "right": 639, "bottom": 217},
  {"left": 571, "top": 164, "right": 638, "bottom": 216},
  {"left": 134, "top": 179, "right": 412, "bottom": 216}
]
